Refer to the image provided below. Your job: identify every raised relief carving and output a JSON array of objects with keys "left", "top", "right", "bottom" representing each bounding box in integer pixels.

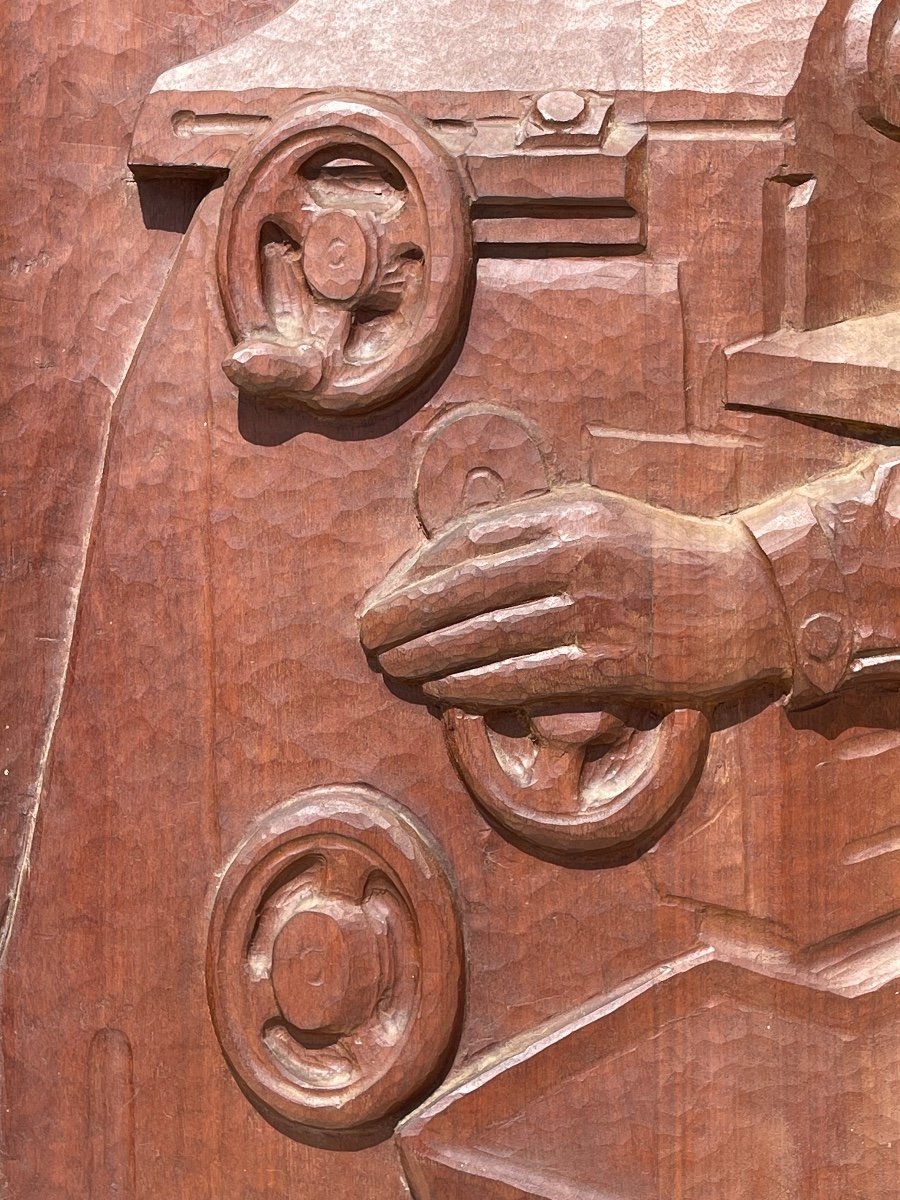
[
  {"left": 727, "top": 0, "right": 900, "bottom": 433},
  {"left": 206, "top": 786, "right": 463, "bottom": 1140},
  {"left": 397, "top": 960, "right": 900, "bottom": 1200},
  {"left": 845, "top": 0, "right": 900, "bottom": 137},
  {"left": 12, "top": 2, "right": 900, "bottom": 1196},
  {"left": 360, "top": 405, "right": 712, "bottom": 863},
  {"left": 216, "top": 93, "right": 473, "bottom": 413}
]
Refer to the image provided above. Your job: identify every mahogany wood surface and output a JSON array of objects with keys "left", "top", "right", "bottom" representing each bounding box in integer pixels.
[{"left": 3, "top": 1, "right": 900, "bottom": 1197}]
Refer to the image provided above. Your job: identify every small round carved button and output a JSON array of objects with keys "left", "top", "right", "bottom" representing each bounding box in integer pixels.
[
  {"left": 270, "top": 903, "right": 381, "bottom": 1035},
  {"left": 535, "top": 90, "right": 586, "bottom": 125},
  {"left": 207, "top": 785, "right": 463, "bottom": 1137},
  {"left": 800, "top": 612, "right": 844, "bottom": 663}
]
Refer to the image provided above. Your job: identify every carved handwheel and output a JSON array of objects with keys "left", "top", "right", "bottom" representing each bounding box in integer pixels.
[
  {"left": 217, "top": 93, "right": 473, "bottom": 413},
  {"left": 207, "top": 786, "right": 464, "bottom": 1135},
  {"left": 444, "top": 705, "right": 709, "bottom": 857},
  {"left": 415, "top": 405, "right": 711, "bottom": 861},
  {"left": 845, "top": 0, "right": 900, "bottom": 135}
]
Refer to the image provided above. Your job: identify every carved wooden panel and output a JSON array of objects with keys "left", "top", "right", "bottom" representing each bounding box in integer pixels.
[{"left": 3, "top": 1, "right": 900, "bottom": 1197}]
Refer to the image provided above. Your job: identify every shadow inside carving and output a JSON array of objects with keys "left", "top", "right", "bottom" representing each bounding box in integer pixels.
[
  {"left": 787, "top": 683, "right": 900, "bottom": 740},
  {"left": 135, "top": 174, "right": 223, "bottom": 233},
  {"left": 477, "top": 241, "right": 645, "bottom": 260},
  {"left": 709, "top": 685, "right": 795, "bottom": 734},
  {"left": 468, "top": 726, "right": 711, "bottom": 871},
  {"left": 726, "top": 403, "right": 900, "bottom": 446},
  {"left": 231, "top": 1071, "right": 398, "bottom": 1151}
]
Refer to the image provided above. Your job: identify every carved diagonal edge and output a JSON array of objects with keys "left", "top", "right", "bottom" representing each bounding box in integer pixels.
[
  {"left": 0, "top": 199, "right": 220, "bottom": 969},
  {"left": 396, "top": 951, "right": 711, "bottom": 1200},
  {"left": 725, "top": 310, "right": 900, "bottom": 434},
  {"left": 396, "top": 940, "right": 900, "bottom": 1199}
]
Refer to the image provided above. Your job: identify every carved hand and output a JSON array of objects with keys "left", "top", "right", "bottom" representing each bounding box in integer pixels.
[{"left": 360, "top": 485, "right": 793, "bottom": 709}]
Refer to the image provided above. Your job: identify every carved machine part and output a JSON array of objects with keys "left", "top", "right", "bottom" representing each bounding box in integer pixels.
[
  {"left": 845, "top": 0, "right": 900, "bottom": 137},
  {"left": 216, "top": 93, "right": 474, "bottom": 414},
  {"left": 128, "top": 0, "right": 832, "bottom": 174},
  {"left": 378, "top": 403, "right": 712, "bottom": 863},
  {"left": 397, "top": 958, "right": 900, "bottom": 1200},
  {"left": 206, "top": 785, "right": 464, "bottom": 1138},
  {"left": 11, "top": 0, "right": 900, "bottom": 1194}
]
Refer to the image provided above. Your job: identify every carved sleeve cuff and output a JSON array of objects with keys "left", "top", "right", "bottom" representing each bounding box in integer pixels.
[{"left": 741, "top": 492, "right": 854, "bottom": 708}]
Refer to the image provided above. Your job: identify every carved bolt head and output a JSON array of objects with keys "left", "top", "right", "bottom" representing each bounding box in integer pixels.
[
  {"left": 302, "top": 209, "right": 371, "bottom": 302},
  {"left": 535, "top": 90, "right": 587, "bottom": 125},
  {"left": 800, "top": 612, "right": 844, "bottom": 664},
  {"left": 270, "top": 902, "right": 382, "bottom": 1036}
]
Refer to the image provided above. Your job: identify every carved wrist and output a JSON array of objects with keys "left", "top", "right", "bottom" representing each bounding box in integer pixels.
[{"left": 740, "top": 494, "right": 853, "bottom": 708}]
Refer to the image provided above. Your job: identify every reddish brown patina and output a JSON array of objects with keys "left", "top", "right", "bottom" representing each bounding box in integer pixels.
[{"left": 3, "top": 1, "right": 900, "bottom": 1196}]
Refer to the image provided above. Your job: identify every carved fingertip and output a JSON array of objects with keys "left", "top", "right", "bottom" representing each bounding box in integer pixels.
[
  {"left": 357, "top": 604, "right": 391, "bottom": 655},
  {"left": 421, "top": 678, "right": 451, "bottom": 702},
  {"left": 377, "top": 644, "right": 417, "bottom": 679}
]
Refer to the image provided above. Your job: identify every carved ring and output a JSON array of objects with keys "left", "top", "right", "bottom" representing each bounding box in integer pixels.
[
  {"left": 206, "top": 786, "right": 464, "bottom": 1135},
  {"left": 415, "top": 405, "right": 711, "bottom": 861},
  {"left": 845, "top": 0, "right": 900, "bottom": 136},
  {"left": 444, "top": 706, "right": 709, "bottom": 858},
  {"left": 217, "top": 93, "right": 473, "bottom": 414}
]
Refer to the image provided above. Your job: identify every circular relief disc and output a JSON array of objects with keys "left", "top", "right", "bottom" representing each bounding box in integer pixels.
[
  {"left": 207, "top": 785, "right": 464, "bottom": 1134},
  {"left": 217, "top": 92, "right": 473, "bottom": 414}
]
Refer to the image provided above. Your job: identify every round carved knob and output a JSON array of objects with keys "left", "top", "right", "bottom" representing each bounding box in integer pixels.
[
  {"left": 270, "top": 903, "right": 381, "bottom": 1036},
  {"left": 535, "top": 90, "right": 587, "bottom": 125},
  {"left": 207, "top": 786, "right": 464, "bottom": 1137},
  {"left": 216, "top": 93, "right": 473, "bottom": 415},
  {"left": 301, "top": 210, "right": 372, "bottom": 303}
]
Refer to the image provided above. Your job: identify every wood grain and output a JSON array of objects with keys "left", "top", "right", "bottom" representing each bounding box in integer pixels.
[{"left": 4, "top": 0, "right": 900, "bottom": 1196}]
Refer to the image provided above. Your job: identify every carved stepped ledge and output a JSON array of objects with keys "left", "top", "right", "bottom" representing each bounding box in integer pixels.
[
  {"left": 397, "top": 959, "right": 900, "bottom": 1200},
  {"left": 128, "top": 0, "right": 824, "bottom": 175},
  {"left": 726, "top": 310, "right": 900, "bottom": 433}
]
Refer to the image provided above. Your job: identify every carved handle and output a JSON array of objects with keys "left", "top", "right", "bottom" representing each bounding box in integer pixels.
[
  {"left": 206, "top": 786, "right": 463, "bottom": 1138},
  {"left": 415, "top": 405, "right": 710, "bottom": 861},
  {"left": 443, "top": 705, "right": 709, "bottom": 859},
  {"left": 216, "top": 93, "right": 473, "bottom": 415}
]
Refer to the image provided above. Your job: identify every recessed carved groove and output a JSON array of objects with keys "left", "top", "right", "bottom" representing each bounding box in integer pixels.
[
  {"left": 471, "top": 199, "right": 637, "bottom": 221},
  {"left": 476, "top": 240, "right": 646, "bottom": 259},
  {"left": 172, "top": 110, "right": 270, "bottom": 138}
]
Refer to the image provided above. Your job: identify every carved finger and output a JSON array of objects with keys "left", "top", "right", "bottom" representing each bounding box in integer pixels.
[
  {"left": 417, "top": 496, "right": 571, "bottom": 571},
  {"left": 360, "top": 540, "right": 573, "bottom": 653},
  {"left": 364, "top": 492, "right": 584, "bottom": 624},
  {"left": 421, "top": 645, "right": 600, "bottom": 709},
  {"left": 378, "top": 594, "right": 577, "bottom": 681}
]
